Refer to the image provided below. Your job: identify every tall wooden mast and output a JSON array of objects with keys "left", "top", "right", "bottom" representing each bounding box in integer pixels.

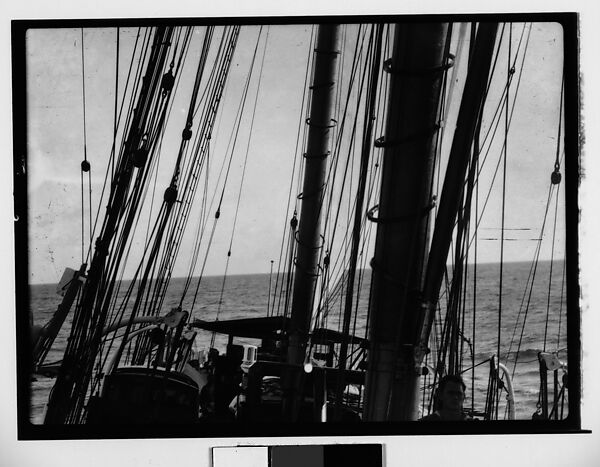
[
  {"left": 284, "top": 23, "right": 340, "bottom": 418},
  {"left": 363, "top": 22, "right": 499, "bottom": 421},
  {"left": 363, "top": 23, "right": 450, "bottom": 421}
]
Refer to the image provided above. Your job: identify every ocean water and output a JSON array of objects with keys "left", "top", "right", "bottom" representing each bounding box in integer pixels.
[{"left": 29, "top": 260, "right": 568, "bottom": 423}]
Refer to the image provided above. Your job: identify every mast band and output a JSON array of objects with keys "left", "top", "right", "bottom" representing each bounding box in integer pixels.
[
  {"left": 305, "top": 117, "right": 337, "bottom": 129},
  {"left": 293, "top": 231, "right": 325, "bottom": 250},
  {"left": 366, "top": 201, "right": 435, "bottom": 224},
  {"left": 297, "top": 182, "right": 327, "bottom": 200},
  {"left": 374, "top": 123, "right": 440, "bottom": 148},
  {"left": 383, "top": 54, "right": 455, "bottom": 76}
]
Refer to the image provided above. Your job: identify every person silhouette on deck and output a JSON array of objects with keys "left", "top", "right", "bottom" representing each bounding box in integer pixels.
[{"left": 420, "top": 374, "right": 472, "bottom": 421}]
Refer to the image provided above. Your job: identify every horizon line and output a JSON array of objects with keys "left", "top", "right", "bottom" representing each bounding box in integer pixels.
[{"left": 27, "top": 258, "right": 565, "bottom": 287}]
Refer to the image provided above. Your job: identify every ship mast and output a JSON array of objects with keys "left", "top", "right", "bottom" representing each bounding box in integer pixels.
[
  {"left": 363, "top": 23, "right": 450, "bottom": 421},
  {"left": 363, "top": 22, "right": 499, "bottom": 421},
  {"left": 283, "top": 23, "right": 340, "bottom": 419}
]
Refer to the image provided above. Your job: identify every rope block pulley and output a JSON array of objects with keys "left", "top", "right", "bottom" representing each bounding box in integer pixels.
[
  {"left": 163, "top": 186, "right": 178, "bottom": 204},
  {"left": 81, "top": 160, "right": 91, "bottom": 172},
  {"left": 182, "top": 127, "right": 193, "bottom": 141},
  {"left": 551, "top": 163, "right": 561, "bottom": 185},
  {"left": 161, "top": 70, "right": 175, "bottom": 94}
]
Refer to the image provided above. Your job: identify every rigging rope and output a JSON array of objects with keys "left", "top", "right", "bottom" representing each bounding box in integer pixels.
[
  {"left": 270, "top": 25, "right": 315, "bottom": 318},
  {"left": 211, "top": 26, "right": 267, "bottom": 344},
  {"left": 496, "top": 22, "right": 512, "bottom": 420},
  {"left": 46, "top": 27, "right": 183, "bottom": 423},
  {"left": 428, "top": 23, "right": 533, "bottom": 416},
  {"left": 80, "top": 28, "right": 156, "bottom": 374},
  {"left": 316, "top": 26, "right": 383, "bottom": 343},
  {"left": 105, "top": 24, "right": 231, "bottom": 372},
  {"left": 176, "top": 26, "right": 239, "bottom": 304},
  {"left": 113, "top": 25, "right": 238, "bottom": 330},
  {"left": 79, "top": 28, "right": 92, "bottom": 264},
  {"left": 112, "top": 28, "right": 119, "bottom": 178},
  {"left": 313, "top": 26, "right": 369, "bottom": 320},
  {"left": 465, "top": 23, "right": 532, "bottom": 255},
  {"left": 471, "top": 89, "right": 481, "bottom": 414},
  {"left": 543, "top": 74, "right": 564, "bottom": 351},
  {"left": 506, "top": 171, "right": 563, "bottom": 379},
  {"left": 333, "top": 24, "right": 384, "bottom": 417},
  {"left": 86, "top": 27, "right": 144, "bottom": 264}
]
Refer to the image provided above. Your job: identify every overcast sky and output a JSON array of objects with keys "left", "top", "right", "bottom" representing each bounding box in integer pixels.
[{"left": 25, "top": 21, "right": 566, "bottom": 285}]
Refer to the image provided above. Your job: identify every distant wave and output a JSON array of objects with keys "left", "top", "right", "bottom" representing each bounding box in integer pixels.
[{"left": 474, "top": 347, "right": 567, "bottom": 363}]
